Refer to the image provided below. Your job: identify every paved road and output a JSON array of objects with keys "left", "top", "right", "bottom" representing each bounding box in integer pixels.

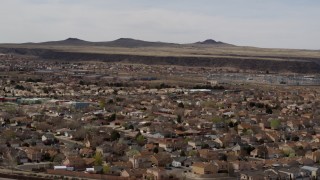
[
  {"left": 0, "top": 167, "right": 95, "bottom": 180},
  {"left": 17, "top": 162, "right": 52, "bottom": 171},
  {"left": 55, "top": 135, "right": 84, "bottom": 146}
]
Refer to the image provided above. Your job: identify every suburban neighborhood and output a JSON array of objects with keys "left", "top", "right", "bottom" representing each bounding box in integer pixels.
[{"left": 1, "top": 54, "right": 320, "bottom": 180}]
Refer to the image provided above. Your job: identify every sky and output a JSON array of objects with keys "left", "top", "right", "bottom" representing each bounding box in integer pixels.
[{"left": 0, "top": 0, "right": 319, "bottom": 49}]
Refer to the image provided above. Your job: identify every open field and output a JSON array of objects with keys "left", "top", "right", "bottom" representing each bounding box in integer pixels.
[
  {"left": 1, "top": 43, "right": 320, "bottom": 60},
  {"left": 1, "top": 39, "right": 320, "bottom": 73}
]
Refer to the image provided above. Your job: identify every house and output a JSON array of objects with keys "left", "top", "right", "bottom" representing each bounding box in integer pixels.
[
  {"left": 56, "top": 128, "right": 75, "bottom": 138},
  {"left": 215, "top": 161, "right": 229, "bottom": 173},
  {"left": 8, "top": 139, "right": 22, "bottom": 148},
  {"left": 188, "top": 140, "right": 202, "bottom": 149},
  {"left": 264, "top": 169, "right": 280, "bottom": 180},
  {"left": 237, "top": 123, "right": 252, "bottom": 135},
  {"left": 144, "top": 143, "right": 159, "bottom": 152},
  {"left": 143, "top": 167, "right": 169, "bottom": 180},
  {"left": 240, "top": 171, "right": 268, "bottom": 180},
  {"left": 121, "top": 168, "right": 146, "bottom": 179},
  {"left": 301, "top": 166, "right": 320, "bottom": 179},
  {"left": 8, "top": 148, "right": 28, "bottom": 164},
  {"left": 198, "top": 149, "right": 219, "bottom": 161},
  {"left": 266, "top": 147, "right": 283, "bottom": 159},
  {"left": 305, "top": 150, "right": 320, "bottom": 163},
  {"left": 84, "top": 134, "right": 104, "bottom": 148},
  {"left": 24, "top": 148, "right": 43, "bottom": 162},
  {"left": 278, "top": 167, "right": 304, "bottom": 180},
  {"left": 63, "top": 156, "right": 86, "bottom": 170},
  {"left": 150, "top": 152, "right": 172, "bottom": 167},
  {"left": 265, "top": 132, "right": 280, "bottom": 143},
  {"left": 129, "top": 154, "right": 153, "bottom": 169},
  {"left": 79, "top": 147, "right": 94, "bottom": 158},
  {"left": 111, "top": 161, "right": 133, "bottom": 170},
  {"left": 96, "top": 142, "right": 113, "bottom": 158},
  {"left": 250, "top": 145, "right": 282, "bottom": 159},
  {"left": 158, "top": 139, "right": 176, "bottom": 152},
  {"left": 83, "top": 158, "right": 95, "bottom": 167},
  {"left": 41, "top": 133, "right": 55, "bottom": 142},
  {"left": 172, "top": 157, "right": 187, "bottom": 167},
  {"left": 192, "top": 162, "right": 218, "bottom": 175}
]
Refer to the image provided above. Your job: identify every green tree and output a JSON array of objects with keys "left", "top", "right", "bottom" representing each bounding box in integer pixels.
[
  {"left": 201, "top": 143, "right": 210, "bottom": 149},
  {"left": 110, "top": 130, "right": 120, "bottom": 141},
  {"left": 188, "top": 150, "right": 197, "bottom": 157},
  {"left": 212, "top": 116, "right": 223, "bottom": 123},
  {"left": 99, "top": 99, "right": 106, "bottom": 109},
  {"left": 108, "top": 113, "right": 116, "bottom": 121},
  {"left": 136, "top": 134, "right": 145, "bottom": 146},
  {"left": 270, "top": 119, "right": 280, "bottom": 129},
  {"left": 153, "top": 147, "right": 159, "bottom": 154},
  {"left": 126, "top": 149, "right": 140, "bottom": 157},
  {"left": 283, "top": 147, "right": 295, "bottom": 157},
  {"left": 94, "top": 152, "right": 103, "bottom": 166},
  {"left": 103, "top": 164, "right": 110, "bottom": 174}
]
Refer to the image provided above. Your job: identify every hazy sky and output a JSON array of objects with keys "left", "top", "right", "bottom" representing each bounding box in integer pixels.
[{"left": 1, "top": 0, "right": 319, "bottom": 49}]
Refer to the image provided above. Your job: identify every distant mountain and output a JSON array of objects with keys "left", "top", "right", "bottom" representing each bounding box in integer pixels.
[
  {"left": 19, "top": 38, "right": 234, "bottom": 47},
  {"left": 23, "top": 38, "right": 178, "bottom": 47},
  {"left": 95, "top": 38, "right": 178, "bottom": 47},
  {"left": 194, "top": 39, "right": 234, "bottom": 46},
  {"left": 29, "top": 38, "right": 92, "bottom": 46}
]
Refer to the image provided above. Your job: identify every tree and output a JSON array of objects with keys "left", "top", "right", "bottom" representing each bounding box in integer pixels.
[
  {"left": 128, "top": 124, "right": 134, "bottom": 130},
  {"left": 283, "top": 147, "right": 295, "bottom": 157},
  {"left": 108, "top": 99, "right": 114, "bottom": 104},
  {"left": 153, "top": 147, "right": 159, "bottom": 154},
  {"left": 94, "top": 152, "right": 103, "bottom": 166},
  {"left": 99, "top": 99, "right": 106, "bottom": 109},
  {"left": 43, "top": 152, "right": 51, "bottom": 161},
  {"left": 212, "top": 116, "right": 223, "bottom": 123},
  {"left": 126, "top": 149, "right": 140, "bottom": 157},
  {"left": 243, "top": 146, "right": 255, "bottom": 155},
  {"left": 265, "top": 106, "right": 273, "bottom": 114},
  {"left": 79, "top": 80, "right": 85, "bottom": 85},
  {"left": 123, "top": 123, "right": 129, "bottom": 130},
  {"left": 177, "top": 115, "right": 182, "bottom": 124},
  {"left": 178, "top": 102, "right": 184, "bottom": 108},
  {"left": 188, "top": 150, "right": 197, "bottom": 157},
  {"left": 73, "top": 128, "right": 87, "bottom": 141},
  {"left": 14, "top": 85, "right": 25, "bottom": 90},
  {"left": 270, "top": 119, "right": 280, "bottom": 129},
  {"left": 201, "top": 143, "right": 210, "bottom": 149},
  {"left": 103, "top": 164, "right": 110, "bottom": 174},
  {"left": 136, "top": 134, "right": 145, "bottom": 146},
  {"left": 291, "top": 135, "right": 299, "bottom": 141},
  {"left": 180, "top": 150, "right": 186, "bottom": 157},
  {"left": 1, "top": 129, "right": 16, "bottom": 141},
  {"left": 108, "top": 113, "right": 116, "bottom": 121},
  {"left": 110, "top": 130, "right": 120, "bottom": 141}
]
